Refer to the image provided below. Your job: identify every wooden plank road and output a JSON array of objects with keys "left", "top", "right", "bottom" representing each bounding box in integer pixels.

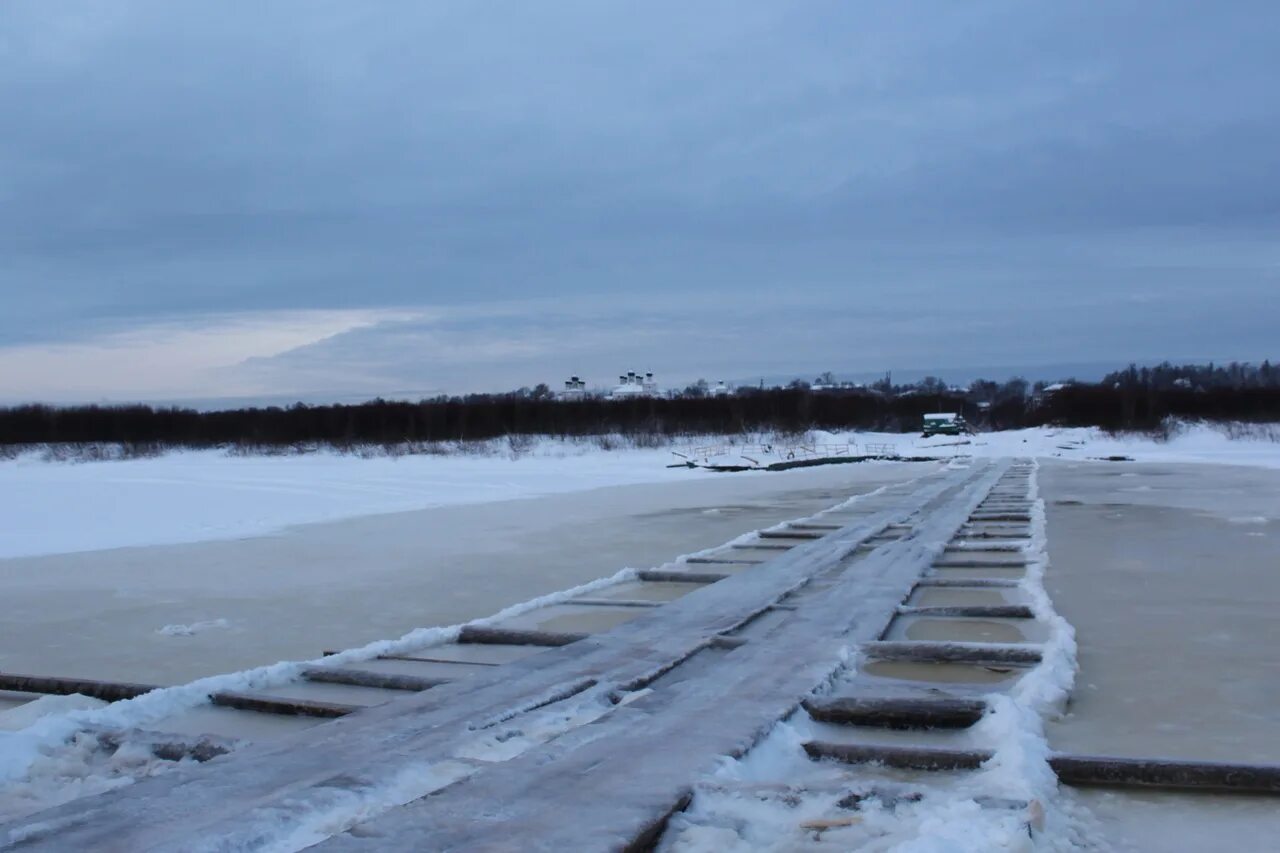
[{"left": 0, "top": 462, "right": 997, "bottom": 852}]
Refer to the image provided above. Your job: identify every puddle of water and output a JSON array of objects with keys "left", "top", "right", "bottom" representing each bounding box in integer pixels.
[
  {"left": 907, "top": 588, "right": 1014, "bottom": 607},
  {"left": 861, "top": 660, "right": 1022, "bottom": 685},
  {"left": 893, "top": 618, "right": 1030, "bottom": 644}
]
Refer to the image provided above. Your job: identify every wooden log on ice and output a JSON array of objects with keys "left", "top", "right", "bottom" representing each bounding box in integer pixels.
[
  {"left": 209, "top": 691, "right": 361, "bottom": 718},
  {"left": 786, "top": 523, "right": 843, "bottom": 531},
  {"left": 897, "top": 605, "right": 1034, "bottom": 619},
  {"left": 932, "top": 559, "right": 1029, "bottom": 569},
  {"left": 301, "top": 667, "right": 451, "bottom": 692},
  {"left": 914, "top": 577, "right": 1021, "bottom": 588},
  {"left": 804, "top": 742, "right": 1280, "bottom": 794},
  {"left": 862, "top": 640, "right": 1042, "bottom": 666},
  {"left": 805, "top": 740, "right": 986, "bottom": 770},
  {"left": 758, "top": 530, "right": 825, "bottom": 540},
  {"left": 637, "top": 569, "right": 729, "bottom": 583},
  {"left": 731, "top": 542, "right": 795, "bottom": 551},
  {"left": 683, "top": 557, "right": 764, "bottom": 565},
  {"left": 803, "top": 695, "right": 987, "bottom": 729},
  {"left": 944, "top": 543, "right": 1026, "bottom": 553},
  {"left": 968, "top": 513, "right": 1032, "bottom": 522},
  {"left": 457, "top": 626, "right": 588, "bottom": 647},
  {"left": 322, "top": 651, "right": 503, "bottom": 667},
  {"left": 562, "top": 598, "right": 663, "bottom": 608},
  {"left": 0, "top": 671, "right": 157, "bottom": 702}
]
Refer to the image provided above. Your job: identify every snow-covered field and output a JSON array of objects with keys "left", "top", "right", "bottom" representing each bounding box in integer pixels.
[{"left": 3, "top": 424, "right": 1278, "bottom": 559}]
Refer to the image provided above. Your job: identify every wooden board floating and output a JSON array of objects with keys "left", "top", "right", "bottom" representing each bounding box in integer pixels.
[
  {"left": 457, "top": 626, "right": 589, "bottom": 647},
  {"left": 803, "top": 742, "right": 1280, "bottom": 795},
  {"left": 0, "top": 671, "right": 156, "bottom": 703},
  {"left": 803, "top": 695, "right": 986, "bottom": 729},
  {"left": 862, "top": 640, "right": 1042, "bottom": 666}
]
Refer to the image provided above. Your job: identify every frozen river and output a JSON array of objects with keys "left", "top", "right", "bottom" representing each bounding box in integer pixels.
[
  {"left": 0, "top": 462, "right": 931, "bottom": 685},
  {"left": 1041, "top": 461, "right": 1280, "bottom": 851}
]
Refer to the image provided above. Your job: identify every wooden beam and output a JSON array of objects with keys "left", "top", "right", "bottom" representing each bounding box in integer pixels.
[
  {"left": 932, "top": 559, "right": 1029, "bottom": 569},
  {"left": 803, "top": 695, "right": 986, "bottom": 729},
  {"left": 758, "top": 530, "right": 825, "bottom": 540},
  {"left": 914, "top": 578, "right": 1021, "bottom": 589},
  {"left": 862, "top": 640, "right": 1042, "bottom": 666},
  {"left": 968, "top": 513, "right": 1032, "bottom": 522},
  {"left": 804, "top": 742, "right": 1280, "bottom": 794},
  {"left": 322, "top": 651, "right": 504, "bottom": 667},
  {"left": 731, "top": 543, "right": 794, "bottom": 551},
  {"left": 0, "top": 671, "right": 156, "bottom": 702},
  {"left": 637, "top": 569, "right": 729, "bottom": 583},
  {"left": 897, "top": 605, "right": 1034, "bottom": 619},
  {"left": 682, "top": 557, "right": 764, "bottom": 566},
  {"left": 562, "top": 598, "right": 663, "bottom": 608},
  {"left": 457, "top": 626, "right": 589, "bottom": 647},
  {"left": 301, "top": 667, "right": 451, "bottom": 692},
  {"left": 209, "top": 691, "right": 360, "bottom": 718}
]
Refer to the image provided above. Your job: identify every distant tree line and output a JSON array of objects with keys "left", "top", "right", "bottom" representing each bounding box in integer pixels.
[{"left": 1, "top": 361, "right": 1277, "bottom": 450}]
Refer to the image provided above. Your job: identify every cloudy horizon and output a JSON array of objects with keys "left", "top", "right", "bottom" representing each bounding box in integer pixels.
[{"left": 3, "top": 2, "right": 1277, "bottom": 404}]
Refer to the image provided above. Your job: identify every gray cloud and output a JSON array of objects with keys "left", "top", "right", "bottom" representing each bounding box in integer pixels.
[{"left": 1, "top": 1, "right": 1277, "bottom": 398}]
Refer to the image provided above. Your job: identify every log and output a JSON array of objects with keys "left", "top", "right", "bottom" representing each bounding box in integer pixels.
[
  {"left": 209, "top": 691, "right": 360, "bottom": 718},
  {"left": 805, "top": 740, "right": 985, "bottom": 770},
  {"left": 913, "top": 578, "right": 1021, "bottom": 588},
  {"left": 803, "top": 695, "right": 986, "bottom": 729},
  {"left": 637, "top": 569, "right": 729, "bottom": 583},
  {"left": 968, "top": 513, "right": 1032, "bottom": 522},
  {"left": 0, "top": 669, "right": 363, "bottom": 718},
  {"left": 321, "top": 652, "right": 504, "bottom": 667},
  {"left": 301, "top": 667, "right": 451, "bottom": 692},
  {"left": 804, "top": 742, "right": 1280, "bottom": 794},
  {"left": 944, "top": 543, "right": 1025, "bottom": 553},
  {"left": 562, "top": 598, "right": 663, "bottom": 608},
  {"left": 956, "top": 531, "right": 1030, "bottom": 540},
  {"left": 731, "top": 543, "right": 795, "bottom": 551},
  {"left": 862, "top": 640, "right": 1042, "bottom": 666},
  {"left": 932, "top": 559, "right": 1029, "bottom": 569},
  {"left": 0, "top": 671, "right": 157, "bottom": 702},
  {"left": 786, "top": 523, "right": 843, "bottom": 531},
  {"left": 897, "top": 605, "right": 1034, "bottom": 619},
  {"left": 683, "top": 557, "right": 764, "bottom": 566},
  {"left": 758, "top": 530, "right": 825, "bottom": 540},
  {"left": 457, "top": 626, "right": 588, "bottom": 647}
]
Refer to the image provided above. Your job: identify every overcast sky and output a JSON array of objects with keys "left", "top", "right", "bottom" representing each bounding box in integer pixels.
[{"left": 2, "top": 1, "right": 1277, "bottom": 403}]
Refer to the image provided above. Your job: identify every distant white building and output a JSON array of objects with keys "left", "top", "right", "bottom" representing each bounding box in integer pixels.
[
  {"left": 610, "top": 371, "right": 659, "bottom": 399},
  {"left": 710, "top": 380, "right": 731, "bottom": 397},
  {"left": 559, "top": 376, "right": 587, "bottom": 401}
]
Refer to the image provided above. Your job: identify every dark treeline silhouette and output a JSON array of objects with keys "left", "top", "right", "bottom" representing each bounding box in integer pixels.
[{"left": 2, "top": 361, "right": 1277, "bottom": 450}]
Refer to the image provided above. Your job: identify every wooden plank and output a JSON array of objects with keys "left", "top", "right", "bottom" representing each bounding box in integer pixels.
[
  {"left": 682, "top": 557, "right": 764, "bottom": 566},
  {"left": 321, "top": 651, "right": 502, "bottom": 666},
  {"left": 897, "top": 605, "right": 1034, "bottom": 619},
  {"left": 0, "top": 671, "right": 157, "bottom": 703},
  {"left": 457, "top": 626, "right": 588, "bottom": 647},
  {"left": 804, "top": 742, "right": 1280, "bottom": 794},
  {"left": 301, "top": 667, "right": 452, "bottom": 692},
  {"left": 637, "top": 569, "right": 729, "bottom": 583},
  {"left": 0, "top": 464, "right": 998, "bottom": 852},
  {"left": 968, "top": 513, "right": 1031, "bottom": 522},
  {"left": 914, "top": 578, "right": 1021, "bottom": 589},
  {"left": 803, "top": 695, "right": 986, "bottom": 729},
  {"left": 932, "top": 559, "right": 1029, "bottom": 569},
  {"left": 563, "top": 598, "right": 664, "bottom": 608},
  {"left": 758, "top": 530, "right": 825, "bottom": 540},
  {"left": 862, "top": 640, "right": 1042, "bottom": 666},
  {"left": 209, "top": 691, "right": 360, "bottom": 718}
]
